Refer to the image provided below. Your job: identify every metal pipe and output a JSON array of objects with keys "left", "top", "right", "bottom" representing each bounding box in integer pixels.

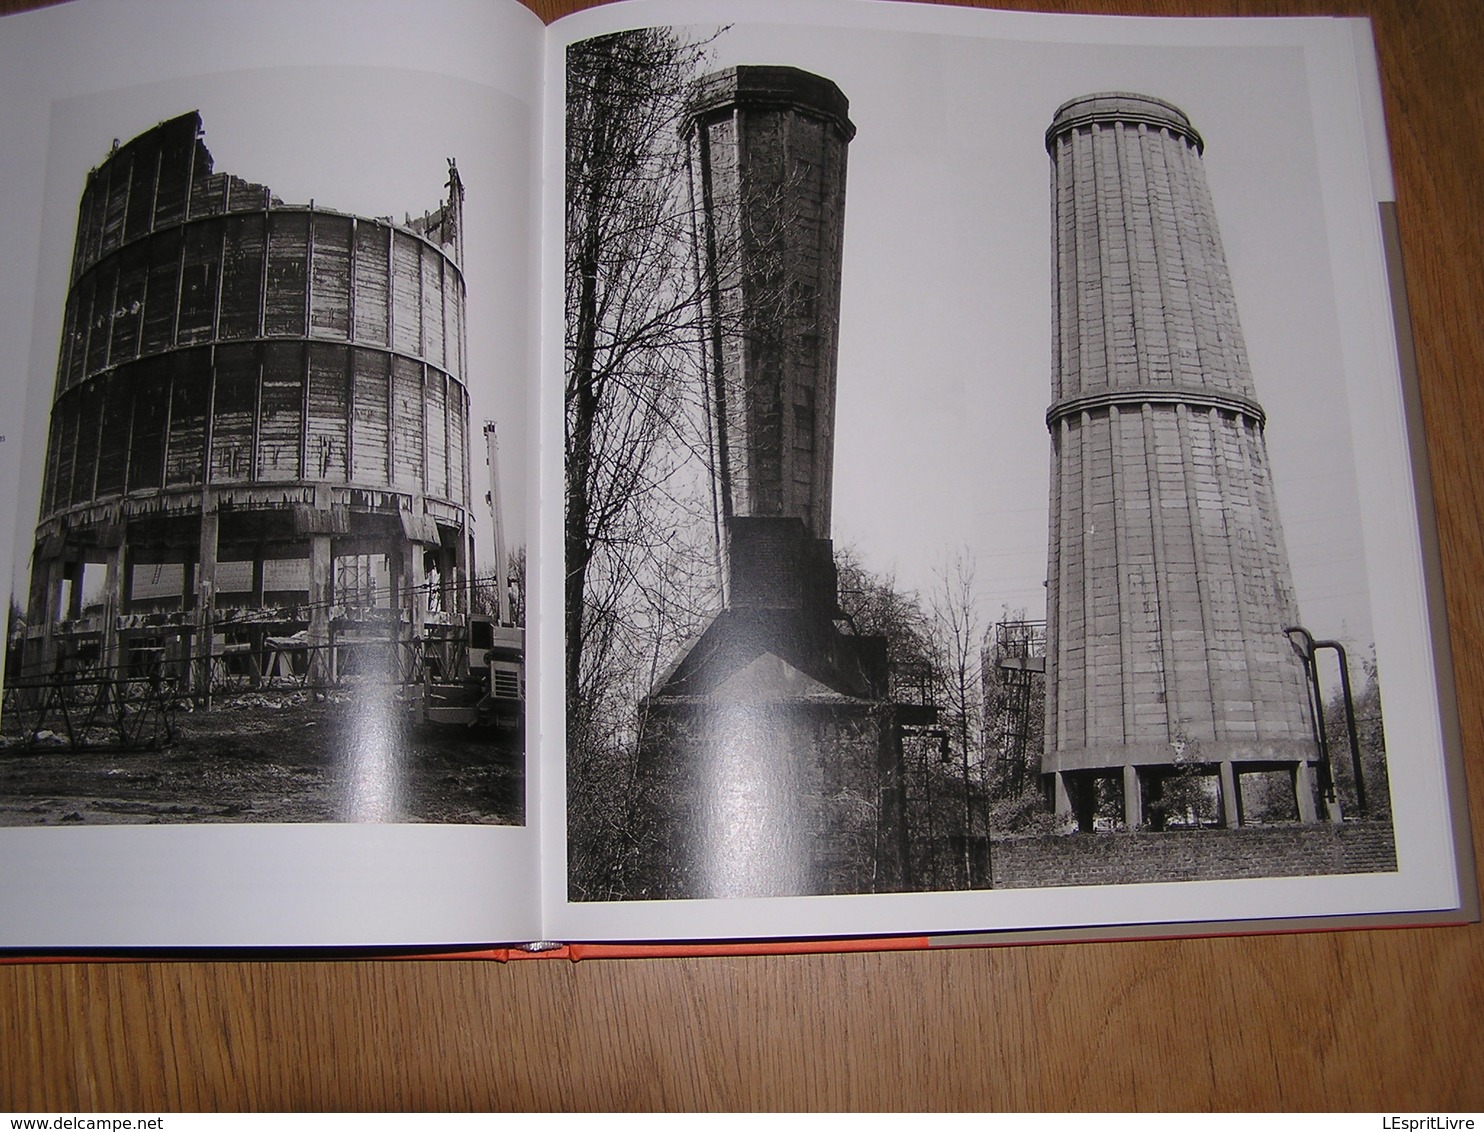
[
  {"left": 1314, "top": 637, "right": 1367, "bottom": 817},
  {"left": 1284, "top": 625, "right": 1349, "bottom": 821}
]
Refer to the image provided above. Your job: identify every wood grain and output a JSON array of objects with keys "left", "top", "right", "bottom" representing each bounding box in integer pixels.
[{"left": 1, "top": 0, "right": 1481, "bottom": 1112}]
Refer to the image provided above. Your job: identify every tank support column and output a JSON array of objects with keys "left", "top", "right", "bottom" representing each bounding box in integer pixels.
[
  {"left": 100, "top": 540, "right": 124, "bottom": 676},
  {"left": 308, "top": 533, "right": 333, "bottom": 688},
  {"left": 194, "top": 509, "right": 219, "bottom": 700},
  {"left": 456, "top": 531, "right": 471, "bottom": 617},
  {"left": 30, "top": 555, "right": 63, "bottom": 674},
  {"left": 400, "top": 538, "right": 426, "bottom": 682}
]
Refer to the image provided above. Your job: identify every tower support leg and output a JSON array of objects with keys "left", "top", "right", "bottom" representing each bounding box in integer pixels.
[
  {"left": 1294, "top": 761, "right": 1319, "bottom": 824},
  {"left": 1219, "top": 761, "right": 1241, "bottom": 828},
  {"left": 1122, "top": 764, "right": 1142, "bottom": 828},
  {"left": 1052, "top": 771, "right": 1073, "bottom": 826}
]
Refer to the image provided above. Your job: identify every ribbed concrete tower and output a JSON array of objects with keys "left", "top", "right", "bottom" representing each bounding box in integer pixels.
[
  {"left": 628, "top": 68, "right": 927, "bottom": 900},
  {"left": 1043, "top": 93, "right": 1323, "bottom": 830}
]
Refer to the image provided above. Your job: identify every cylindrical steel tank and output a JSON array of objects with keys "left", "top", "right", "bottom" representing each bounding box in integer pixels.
[{"left": 43, "top": 110, "right": 469, "bottom": 518}]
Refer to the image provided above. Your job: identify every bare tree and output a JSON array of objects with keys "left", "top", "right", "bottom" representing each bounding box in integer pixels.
[
  {"left": 837, "top": 547, "right": 1000, "bottom": 889},
  {"left": 4, "top": 597, "right": 24, "bottom": 685},
  {"left": 835, "top": 545, "right": 934, "bottom": 697},
  {"left": 927, "top": 551, "right": 989, "bottom": 885},
  {"left": 564, "top": 29, "right": 729, "bottom": 899},
  {"left": 1324, "top": 650, "right": 1388, "bottom": 821},
  {"left": 566, "top": 28, "right": 717, "bottom": 711}
]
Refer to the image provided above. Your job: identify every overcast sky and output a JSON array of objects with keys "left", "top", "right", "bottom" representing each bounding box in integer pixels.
[
  {"left": 7, "top": 13, "right": 1375, "bottom": 660},
  {"left": 684, "top": 21, "right": 1374, "bottom": 653}
]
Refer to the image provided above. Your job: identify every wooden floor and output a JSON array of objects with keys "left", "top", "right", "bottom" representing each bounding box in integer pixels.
[{"left": 2, "top": 0, "right": 1482, "bottom": 1112}]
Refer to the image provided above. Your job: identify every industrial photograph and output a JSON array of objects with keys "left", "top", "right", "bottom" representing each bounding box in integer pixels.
[
  {"left": 1, "top": 73, "right": 531, "bottom": 826},
  {"left": 563, "top": 24, "right": 1395, "bottom": 902}
]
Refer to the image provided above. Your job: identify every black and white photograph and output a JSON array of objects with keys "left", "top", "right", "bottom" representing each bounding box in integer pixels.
[
  {"left": 563, "top": 19, "right": 1398, "bottom": 903},
  {"left": 0, "top": 68, "right": 533, "bottom": 827},
  {"left": 2, "top": 1, "right": 1480, "bottom": 1107}
]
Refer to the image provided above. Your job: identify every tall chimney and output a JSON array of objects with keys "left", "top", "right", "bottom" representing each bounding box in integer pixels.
[
  {"left": 684, "top": 66, "right": 855, "bottom": 577},
  {"left": 630, "top": 68, "right": 908, "bottom": 900}
]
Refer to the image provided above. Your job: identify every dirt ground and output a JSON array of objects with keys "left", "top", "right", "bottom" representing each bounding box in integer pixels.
[{"left": 0, "top": 685, "right": 524, "bottom": 826}]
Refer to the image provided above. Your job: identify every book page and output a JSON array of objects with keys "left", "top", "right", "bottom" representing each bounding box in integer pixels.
[
  {"left": 540, "top": 0, "right": 1469, "bottom": 944},
  {"left": 0, "top": 0, "right": 546, "bottom": 948}
]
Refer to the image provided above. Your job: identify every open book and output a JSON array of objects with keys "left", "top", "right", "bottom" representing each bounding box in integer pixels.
[{"left": 0, "top": 0, "right": 1472, "bottom": 953}]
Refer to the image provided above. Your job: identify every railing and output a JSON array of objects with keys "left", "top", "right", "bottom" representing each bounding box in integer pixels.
[
  {"left": 0, "top": 635, "right": 443, "bottom": 752},
  {"left": 1, "top": 662, "right": 178, "bottom": 752}
]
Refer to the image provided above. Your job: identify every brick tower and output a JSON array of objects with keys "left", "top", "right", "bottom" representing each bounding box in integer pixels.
[
  {"left": 1043, "top": 93, "right": 1324, "bottom": 830},
  {"left": 628, "top": 67, "right": 925, "bottom": 900},
  {"left": 685, "top": 65, "right": 853, "bottom": 567}
]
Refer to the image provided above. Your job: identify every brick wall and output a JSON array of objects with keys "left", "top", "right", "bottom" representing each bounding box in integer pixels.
[
  {"left": 991, "top": 822, "right": 1397, "bottom": 889},
  {"left": 632, "top": 697, "right": 899, "bottom": 900}
]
